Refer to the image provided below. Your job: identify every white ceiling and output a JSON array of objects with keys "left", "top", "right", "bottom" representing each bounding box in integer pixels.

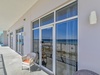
[{"left": 0, "top": 0, "right": 38, "bottom": 31}]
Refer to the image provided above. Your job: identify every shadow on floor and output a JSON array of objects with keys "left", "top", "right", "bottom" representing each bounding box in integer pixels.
[
  {"left": 23, "top": 65, "right": 41, "bottom": 72},
  {"left": 31, "top": 65, "right": 41, "bottom": 72}
]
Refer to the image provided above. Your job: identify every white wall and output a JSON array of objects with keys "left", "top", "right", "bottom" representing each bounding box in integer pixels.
[
  {"left": 0, "top": 33, "right": 3, "bottom": 44},
  {"left": 8, "top": 0, "right": 70, "bottom": 55},
  {"left": 78, "top": 0, "right": 100, "bottom": 74},
  {"left": 3, "top": 31, "right": 8, "bottom": 46}
]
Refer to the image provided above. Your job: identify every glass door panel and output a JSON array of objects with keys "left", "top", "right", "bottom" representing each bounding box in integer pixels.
[
  {"left": 41, "top": 27, "right": 53, "bottom": 71},
  {"left": 33, "top": 29, "right": 39, "bottom": 64},
  {"left": 16, "top": 34, "right": 18, "bottom": 52},
  {"left": 10, "top": 34, "right": 13, "bottom": 49},
  {"left": 21, "top": 33, "right": 24, "bottom": 55},
  {"left": 56, "top": 19, "right": 78, "bottom": 75},
  {"left": 19, "top": 34, "right": 22, "bottom": 54},
  {"left": 16, "top": 33, "right": 24, "bottom": 55}
]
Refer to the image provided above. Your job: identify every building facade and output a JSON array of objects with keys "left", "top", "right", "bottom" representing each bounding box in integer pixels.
[
  {"left": 0, "top": 31, "right": 8, "bottom": 46},
  {"left": 7, "top": 0, "right": 100, "bottom": 75}
]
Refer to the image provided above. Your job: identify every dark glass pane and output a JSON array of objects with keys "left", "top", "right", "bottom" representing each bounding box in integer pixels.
[
  {"left": 10, "top": 33, "right": 13, "bottom": 49},
  {"left": 21, "top": 27, "right": 24, "bottom": 32},
  {"left": 19, "top": 29, "right": 21, "bottom": 32},
  {"left": 56, "top": 2, "right": 77, "bottom": 21},
  {"left": 42, "top": 27, "right": 53, "bottom": 71},
  {"left": 16, "top": 34, "right": 18, "bottom": 51},
  {"left": 33, "top": 29, "right": 39, "bottom": 64},
  {"left": 40, "top": 13, "right": 54, "bottom": 26},
  {"left": 32, "top": 20, "right": 39, "bottom": 28},
  {"left": 56, "top": 18, "right": 78, "bottom": 75},
  {"left": 16, "top": 30, "right": 18, "bottom": 33}
]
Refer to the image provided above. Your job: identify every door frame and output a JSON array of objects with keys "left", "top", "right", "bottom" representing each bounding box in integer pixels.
[
  {"left": 16, "top": 32, "right": 24, "bottom": 55},
  {"left": 39, "top": 24, "right": 55, "bottom": 74}
]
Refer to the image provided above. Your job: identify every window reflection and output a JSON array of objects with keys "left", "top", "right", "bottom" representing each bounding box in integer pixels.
[
  {"left": 56, "top": 2, "right": 77, "bottom": 21},
  {"left": 42, "top": 27, "right": 53, "bottom": 71},
  {"left": 40, "top": 13, "right": 54, "bottom": 26},
  {"left": 16, "top": 27, "right": 24, "bottom": 55},
  {"left": 33, "top": 29, "right": 39, "bottom": 64},
  {"left": 10, "top": 33, "right": 13, "bottom": 49},
  {"left": 56, "top": 19, "right": 77, "bottom": 75},
  {"left": 32, "top": 20, "right": 39, "bottom": 28}
]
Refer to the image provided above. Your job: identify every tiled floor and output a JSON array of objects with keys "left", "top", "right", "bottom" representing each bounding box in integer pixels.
[
  {"left": 0, "top": 54, "right": 6, "bottom": 75},
  {"left": 0, "top": 46, "right": 48, "bottom": 75}
]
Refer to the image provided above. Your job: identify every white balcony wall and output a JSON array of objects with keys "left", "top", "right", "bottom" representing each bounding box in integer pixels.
[
  {"left": 3, "top": 31, "right": 8, "bottom": 46},
  {"left": 78, "top": 0, "right": 100, "bottom": 74}
]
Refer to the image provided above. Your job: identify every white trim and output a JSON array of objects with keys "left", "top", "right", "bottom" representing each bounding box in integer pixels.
[
  {"left": 39, "top": 23, "right": 42, "bottom": 66},
  {"left": 40, "top": 24, "right": 54, "bottom": 30},
  {"left": 39, "top": 18, "right": 41, "bottom": 66},
  {"left": 53, "top": 10, "right": 56, "bottom": 75},
  {"left": 32, "top": 27, "right": 39, "bottom": 30},
  {"left": 55, "top": 16, "right": 78, "bottom": 24}
]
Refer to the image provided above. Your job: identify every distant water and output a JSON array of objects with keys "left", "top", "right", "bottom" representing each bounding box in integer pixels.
[
  {"left": 41, "top": 39, "right": 77, "bottom": 45},
  {"left": 57, "top": 39, "right": 77, "bottom": 45}
]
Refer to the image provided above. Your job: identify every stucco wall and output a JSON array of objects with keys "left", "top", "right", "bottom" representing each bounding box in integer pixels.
[
  {"left": 3, "top": 31, "right": 8, "bottom": 46},
  {"left": 8, "top": 0, "right": 71, "bottom": 55},
  {"left": 78, "top": 0, "right": 100, "bottom": 74}
]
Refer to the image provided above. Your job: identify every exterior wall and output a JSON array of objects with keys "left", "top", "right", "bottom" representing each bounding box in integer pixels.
[
  {"left": 0, "top": 31, "right": 7, "bottom": 46},
  {"left": 0, "top": 34, "right": 3, "bottom": 44},
  {"left": 7, "top": 0, "right": 100, "bottom": 74},
  {"left": 3, "top": 31, "right": 8, "bottom": 46},
  {"left": 8, "top": 0, "right": 71, "bottom": 55},
  {"left": 78, "top": 0, "right": 100, "bottom": 74}
]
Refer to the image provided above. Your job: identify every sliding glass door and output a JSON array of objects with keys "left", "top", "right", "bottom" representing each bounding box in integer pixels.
[
  {"left": 16, "top": 28, "right": 24, "bottom": 55},
  {"left": 41, "top": 26, "right": 53, "bottom": 71},
  {"left": 10, "top": 33, "right": 13, "bottom": 49},
  {"left": 32, "top": 1, "right": 77, "bottom": 75},
  {"left": 33, "top": 29, "right": 39, "bottom": 64}
]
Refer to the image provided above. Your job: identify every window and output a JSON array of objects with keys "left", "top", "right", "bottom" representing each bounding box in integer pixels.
[
  {"left": 40, "top": 13, "right": 54, "bottom": 26},
  {"left": 32, "top": 1, "right": 78, "bottom": 75},
  {"left": 16, "top": 27, "right": 24, "bottom": 55},
  {"left": 55, "top": 2, "right": 77, "bottom": 75},
  {"left": 56, "top": 2, "right": 77, "bottom": 21},
  {"left": 10, "top": 32, "right": 13, "bottom": 49},
  {"left": 32, "top": 20, "right": 39, "bottom": 28}
]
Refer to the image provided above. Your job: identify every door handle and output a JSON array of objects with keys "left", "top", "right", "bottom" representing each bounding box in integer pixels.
[{"left": 41, "top": 41, "right": 44, "bottom": 43}]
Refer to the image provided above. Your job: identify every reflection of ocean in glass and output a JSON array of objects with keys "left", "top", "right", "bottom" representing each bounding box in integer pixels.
[
  {"left": 56, "top": 18, "right": 77, "bottom": 75},
  {"left": 42, "top": 39, "right": 77, "bottom": 44},
  {"left": 33, "top": 29, "right": 39, "bottom": 64},
  {"left": 33, "top": 39, "right": 39, "bottom": 52},
  {"left": 41, "top": 27, "right": 53, "bottom": 71},
  {"left": 40, "top": 13, "right": 54, "bottom": 26}
]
